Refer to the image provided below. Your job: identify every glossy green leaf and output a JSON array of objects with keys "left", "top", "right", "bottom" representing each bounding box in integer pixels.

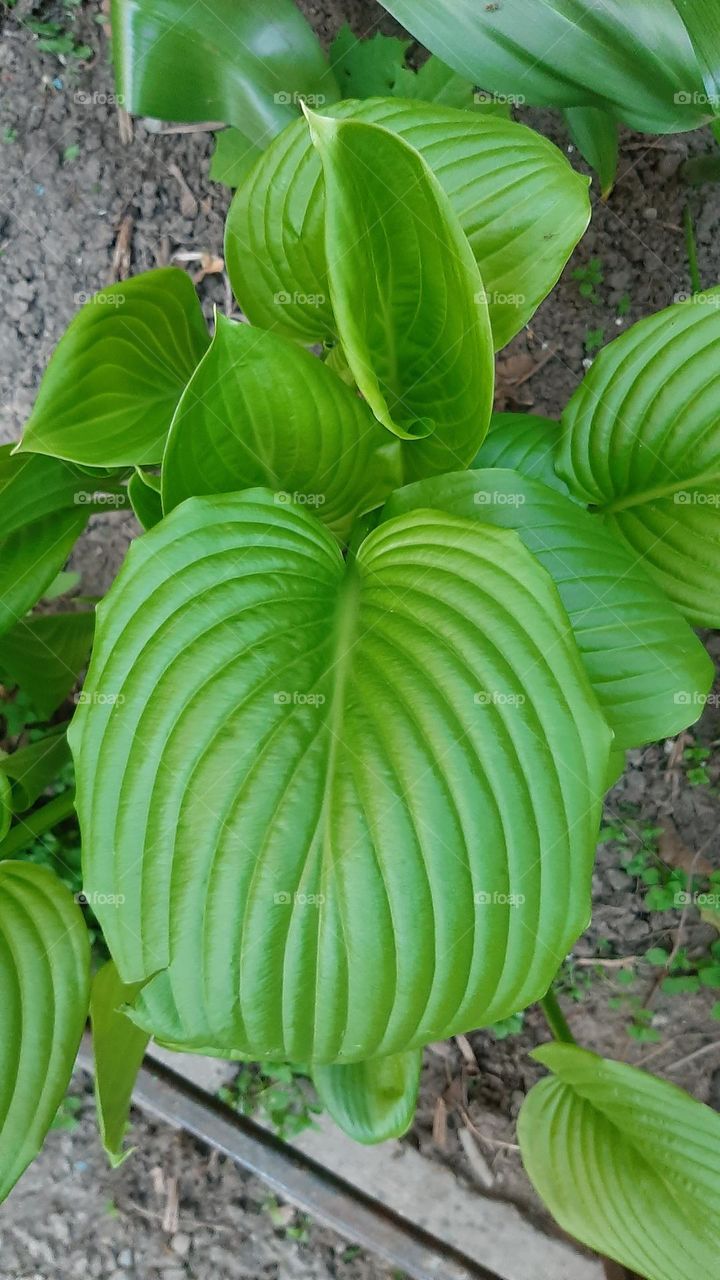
[
  {"left": 378, "top": 0, "right": 709, "bottom": 132},
  {"left": 383, "top": 469, "right": 713, "bottom": 748},
  {"left": 70, "top": 491, "right": 610, "bottom": 1062},
  {"left": 0, "top": 613, "right": 94, "bottom": 719},
  {"left": 91, "top": 960, "right": 149, "bottom": 1167},
  {"left": 209, "top": 128, "right": 262, "bottom": 188},
  {"left": 471, "top": 413, "right": 569, "bottom": 494},
  {"left": 225, "top": 99, "right": 590, "bottom": 352},
  {"left": 111, "top": 0, "right": 339, "bottom": 138},
  {"left": 0, "top": 448, "right": 98, "bottom": 638},
  {"left": 305, "top": 111, "right": 493, "bottom": 474},
  {"left": 518, "top": 1043, "right": 720, "bottom": 1280},
  {"left": 19, "top": 270, "right": 210, "bottom": 467},
  {"left": 162, "top": 315, "right": 401, "bottom": 538},
  {"left": 565, "top": 106, "right": 619, "bottom": 198},
  {"left": 557, "top": 288, "right": 720, "bottom": 626},
  {"left": 0, "top": 861, "right": 90, "bottom": 1203},
  {"left": 313, "top": 1049, "right": 421, "bottom": 1144},
  {"left": 0, "top": 728, "right": 71, "bottom": 815},
  {"left": 128, "top": 469, "right": 163, "bottom": 531}
]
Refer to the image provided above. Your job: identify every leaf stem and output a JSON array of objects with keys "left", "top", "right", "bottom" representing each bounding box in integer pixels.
[
  {"left": 0, "top": 789, "right": 76, "bottom": 860},
  {"left": 539, "top": 988, "right": 576, "bottom": 1044}
]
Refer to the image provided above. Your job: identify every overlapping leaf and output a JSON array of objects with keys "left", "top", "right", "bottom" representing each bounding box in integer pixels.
[
  {"left": 111, "top": 0, "right": 339, "bottom": 137},
  {"left": 0, "top": 448, "right": 114, "bottom": 638},
  {"left": 518, "top": 1043, "right": 720, "bottom": 1280},
  {"left": 0, "top": 728, "right": 71, "bottom": 820},
  {"left": 378, "top": 0, "right": 709, "bottom": 132},
  {"left": 313, "top": 1050, "right": 421, "bottom": 1144},
  {"left": 557, "top": 288, "right": 720, "bottom": 626},
  {"left": 383, "top": 470, "right": 712, "bottom": 748},
  {"left": 225, "top": 99, "right": 590, "bottom": 351},
  {"left": 162, "top": 315, "right": 401, "bottom": 538},
  {"left": 127, "top": 469, "right": 163, "bottom": 531},
  {"left": 304, "top": 112, "right": 493, "bottom": 475},
  {"left": 0, "top": 861, "right": 90, "bottom": 1203},
  {"left": 471, "top": 413, "right": 569, "bottom": 494},
  {"left": 70, "top": 491, "right": 610, "bottom": 1063},
  {"left": 91, "top": 961, "right": 149, "bottom": 1167},
  {"left": 0, "top": 613, "right": 94, "bottom": 719},
  {"left": 18, "top": 270, "right": 209, "bottom": 467}
]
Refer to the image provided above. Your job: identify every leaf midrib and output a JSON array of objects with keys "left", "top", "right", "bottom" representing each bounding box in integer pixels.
[{"left": 597, "top": 465, "right": 720, "bottom": 513}]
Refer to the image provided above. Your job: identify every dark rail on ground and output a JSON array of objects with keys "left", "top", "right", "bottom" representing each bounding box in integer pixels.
[{"left": 76, "top": 1038, "right": 503, "bottom": 1280}]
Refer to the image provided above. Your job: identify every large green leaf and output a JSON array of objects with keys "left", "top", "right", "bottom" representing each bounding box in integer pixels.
[
  {"left": 111, "top": 0, "right": 340, "bottom": 138},
  {"left": 671, "top": 0, "right": 720, "bottom": 108},
  {"left": 471, "top": 413, "right": 569, "bottom": 494},
  {"left": 225, "top": 99, "right": 590, "bottom": 352},
  {"left": 313, "top": 1049, "right": 421, "bottom": 1144},
  {"left": 18, "top": 271, "right": 209, "bottom": 468},
  {"left": 0, "top": 613, "right": 94, "bottom": 719},
  {"left": 90, "top": 961, "right": 149, "bottom": 1167},
  {"left": 0, "top": 861, "right": 90, "bottom": 1202},
  {"left": 377, "top": 0, "right": 709, "bottom": 132},
  {"left": 518, "top": 1043, "right": 720, "bottom": 1280},
  {"left": 70, "top": 491, "right": 610, "bottom": 1062},
  {"left": 383, "top": 470, "right": 712, "bottom": 748},
  {"left": 0, "top": 448, "right": 104, "bottom": 638},
  {"left": 162, "top": 316, "right": 401, "bottom": 539},
  {"left": 304, "top": 112, "right": 493, "bottom": 475},
  {"left": 557, "top": 289, "right": 720, "bottom": 626}
]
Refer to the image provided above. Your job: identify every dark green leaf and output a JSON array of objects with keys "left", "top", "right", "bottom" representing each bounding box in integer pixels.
[
  {"left": 0, "top": 613, "right": 94, "bottom": 719},
  {"left": 565, "top": 106, "right": 619, "bottom": 197}
]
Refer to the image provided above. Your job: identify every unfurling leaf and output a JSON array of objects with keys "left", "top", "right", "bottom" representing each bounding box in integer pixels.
[{"left": 313, "top": 1050, "right": 421, "bottom": 1143}]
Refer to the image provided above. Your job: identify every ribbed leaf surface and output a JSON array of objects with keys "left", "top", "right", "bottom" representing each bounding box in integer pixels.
[
  {"left": 557, "top": 289, "right": 720, "bottom": 626},
  {"left": 383, "top": 470, "right": 712, "bottom": 748},
  {"left": 472, "top": 413, "right": 568, "bottom": 494},
  {"left": 0, "top": 862, "right": 90, "bottom": 1202},
  {"left": 70, "top": 491, "right": 610, "bottom": 1063},
  {"left": 225, "top": 99, "right": 590, "bottom": 351},
  {"left": 518, "top": 1044, "right": 720, "bottom": 1280},
  {"left": 162, "top": 315, "right": 401, "bottom": 538},
  {"left": 19, "top": 270, "right": 209, "bottom": 467}
]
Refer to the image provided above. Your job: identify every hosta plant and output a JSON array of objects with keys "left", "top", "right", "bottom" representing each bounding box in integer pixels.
[{"left": 2, "top": 95, "right": 720, "bottom": 1280}]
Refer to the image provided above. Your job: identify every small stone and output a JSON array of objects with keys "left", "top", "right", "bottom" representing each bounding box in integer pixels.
[
  {"left": 171, "top": 1234, "right": 191, "bottom": 1257},
  {"left": 643, "top": 206, "right": 658, "bottom": 220},
  {"left": 118, "top": 1248, "right": 134, "bottom": 1267}
]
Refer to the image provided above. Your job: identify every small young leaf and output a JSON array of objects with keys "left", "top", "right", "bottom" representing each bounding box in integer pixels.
[{"left": 313, "top": 1050, "right": 421, "bottom": 1143}]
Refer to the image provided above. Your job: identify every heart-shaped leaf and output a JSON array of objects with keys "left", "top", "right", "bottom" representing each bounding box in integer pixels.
[
  {"left": 518, "top": 1043, "right": 720, "bottom": 1280},
  {"left": 111, "top": 0, "right": 339, "bottom": 138},
  {"left": 304, "top": 111, "right": 494, "bottom": 473},
  {"left": 0, "top": 612, "right": 94, "bottom": 719},
  {"left": 383, "top": 470, "right": 713, "bottom": 748},
  {"left": 472, "top": 413, "right": 569, "bottom": 494},
  {"left": 0, "top": 861, "right": 90, "bottom": 1203},
  {"left": 313, "top": 1049, "right": 421, "bottom": 1144},
  {"left": 70, "top": 491, "right": 610, "bottom": 1063},
  {"left": 19, "top": 270, "right": 210, "bottom": 468},
  {"left": 90, "top": 961, "right": 149, "bottom": 1167},
  {"left": 225, "top": 99, "right": 590, "bottom": 352},
  {"left": 377, "top": 0, "right": 708, "bottom": 132},
  {"left": 557, "top": 289, "right": 720, "bottom": 626},
  {"left": 162, "top": 315, "right": 401, "bottom": 539}
]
